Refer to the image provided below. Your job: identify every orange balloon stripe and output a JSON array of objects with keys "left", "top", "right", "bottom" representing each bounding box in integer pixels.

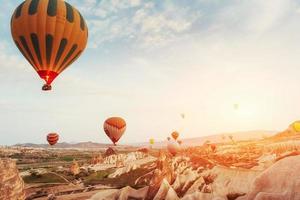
[
  {"left": 104, "top": 123, "right": 126, "bottom": 144},
  {"left": 105, "top": 117, "right": 126, "bottom": 129}
]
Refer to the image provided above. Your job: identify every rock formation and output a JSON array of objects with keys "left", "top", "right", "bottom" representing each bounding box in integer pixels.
[
  {"left": 90, "top": 154, "right": 104, "bottom": 165},
  {"left": 203, "top": 165, "right": 261, "bottom": 199},
  {"left": 0, "top": 159, "right": 25, "bottom": 200},
  {"left": 104, "top": 147, "right": 117, "bottom": 157},
  {"left": 70, "top": 159, "right": 80, "bottom": 176},
  {"left": 237, "top": 155, "right": 300, "bottom": 200},
  {"left": 146, "top": 152, "right": 174, "bottom": 199}
]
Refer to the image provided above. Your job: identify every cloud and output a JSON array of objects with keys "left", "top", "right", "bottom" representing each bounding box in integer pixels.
[
  {"left": 76, "top": 0, "right": 297, "bottom": 50},
  {"left": 77, "top": 0, "right": 199, "bottom": 48},
  {"left": 132, "top": 4, "right": 197, "bottom": 47}
]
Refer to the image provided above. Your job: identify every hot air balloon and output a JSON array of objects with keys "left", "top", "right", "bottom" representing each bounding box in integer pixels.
[
  {"left": 149, "top": 138, "right": 154, "bottom": 145},
  {"left": 167, "top": 139, "right": 180, "bottom": 156},
  {"left": 233, "top": 103, "right": 239, "bottom": 110},
  {"left": 11, "top": 0, "right": 88, "bottom": 91},
  {"left": 167, "top": 137, "right": 171, "bottom": 141},
  {"left": 171, "top": 131, "right": 179, "bottom": 140},
  {"left": 177, "top": 140, "right": 182, "bottom": 145},
  {"left": 47, "top": 133, "right": 59, "bottom": 146},
  {"left": 180, "top": 113, "right": 185, "bottom": 119},
  {"left": 104, "top": 117, "right": 126, "bottom": 145},
  {"left": 293, "top": 121, "right": 300, "bottom": 132}
]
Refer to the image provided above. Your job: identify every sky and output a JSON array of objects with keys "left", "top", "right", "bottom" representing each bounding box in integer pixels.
[{"left": 1, "top": 0, "right": 300, "bottom": 145}]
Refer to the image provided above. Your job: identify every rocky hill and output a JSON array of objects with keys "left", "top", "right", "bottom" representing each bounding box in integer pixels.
[
  {"left": 12, "top": 131, "right": 276, "bottom": 150},
  {"left": 0, "top": 159, "right": 25, "bottom": 200},
  {"left": 134, "top": 130, "right": 276, "bottom": 148},
  {"left": 13, "top": 141, "right": 130, "bottom": 149},
  {"left": 271, "top": 121, "right": 300, "bottom": 140}
]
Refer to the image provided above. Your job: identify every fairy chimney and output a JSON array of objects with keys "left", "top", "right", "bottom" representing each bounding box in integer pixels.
[{"left": 0, "top": 159, "right": 25, "bottom": 200}]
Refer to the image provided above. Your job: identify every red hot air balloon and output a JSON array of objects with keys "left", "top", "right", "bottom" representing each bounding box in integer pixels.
[
  {"left": 103, "top": 117, "right": 126, "bottom": 145},
  {"left": 47, "top": 133, "right": 59, "bottom": 146},
  {"left": 167, "top": 139, "right": 180, "bottom": 156},
  {"left": 11, "top": 0, "right": 88, "bottom": 91}
]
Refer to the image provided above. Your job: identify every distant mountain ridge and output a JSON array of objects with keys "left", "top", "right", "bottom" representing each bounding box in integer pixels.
[
  {"left": 12, "top": 130, "right": 276, "bottom": 149},
  {"left": 12, "top": 141, "right": 119, "bottom": 149},
  {"left": 133, "top": 130, "right": 277, "bottom": 148}
]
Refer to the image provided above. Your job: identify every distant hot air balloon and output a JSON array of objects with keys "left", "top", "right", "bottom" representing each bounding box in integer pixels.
[
  {"left": 171, "top": 131, "right": 179, "bottom": 140},
  {"left": 178, "top": 140, "right": 182, "bottom": 145},
  {"left": 47, "top": 133, "right": 59, "bottom": 146},
  {"left": 149, "top": 138, "right": 155, "bottom": 145},
  {"left": 180, "top": 113, "right": 185, "bottom": 119},
  {"left": 104, "top": 117, "right": 126, "bottom": 145},
  {"left": 233, "top": 103, "right": 239, "bottom": 110},
  {"left": 167, "top": 137, "right": 171, "bottom": 141},
  {"left": 293, "top": 121, "right": 300, "bottom": 132},
  {"left": 167, "top": 139, "right": 180, "bottom": 156},
  {"left": 11, "top": 0, "right": 88, "bottom": 91}
]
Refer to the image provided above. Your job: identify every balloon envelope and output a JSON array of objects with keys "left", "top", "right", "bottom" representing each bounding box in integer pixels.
[
  {"left": 167, "top": 139, "right": 180, "bottom": 156},
  {"left": 104, "top": 117, "right": 126, "bottom": 145},
  {"left": 171, "top": 131, "right": 179, "bottom": 140},
  {"left": 47, "top": 133, "right": 59, "bottom": 146},
  {"left": 149, "top": 138, "right": 155, "bottom": 145},
  {"left": 11, "top": 0, "right": 88, "bottom": 90},
  {"left": 293, "top": 121, "right": 300, "bottom": 132},
  {"left": 233, "top": 103, "right": 239, "bottom": 110}
]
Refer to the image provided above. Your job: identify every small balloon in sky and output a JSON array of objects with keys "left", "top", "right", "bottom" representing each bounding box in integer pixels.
[
  {"left": 180, "top": 113, "right": 185, "bottom": 119},
  {"left": 233, "top": 103, "right": 239, "bottom": 110},
  {"left": 171, "top": 131, "right": 179, "bottom": 140},
  {"left": 149, "top": 138, "right": 155, "bottom": 145},
  {"left": 293, "top": 121, "right": 300, "bottom": 132},
  {"left": 47, "top": 133, "right": 59, "bottom": 146}
]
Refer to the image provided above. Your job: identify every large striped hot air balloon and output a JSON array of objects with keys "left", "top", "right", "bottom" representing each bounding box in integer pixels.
[
  {"left": 103, "top": 117, "right": 126, "bottom": 145},
  {"left": 11, "top": 0, "right": 88, "bottom": 91},
  {"left": 47, "top": 133, "right": 59, "bottom": 146}
]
